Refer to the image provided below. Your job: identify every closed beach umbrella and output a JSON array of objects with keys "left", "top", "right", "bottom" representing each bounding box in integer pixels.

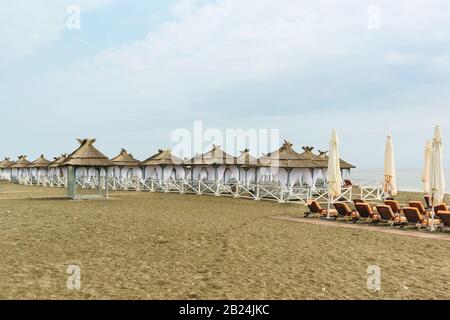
[
  {"left": 422, "top": 140, "right": 432, "bottom": 195},
  {"left": 327, "top": 130, "right": 341, "bottom": 218},
  {"left": 430, "top": 126, "right": 445, "bottom": 229},
  {"left": 383, "top": 135, "right": 397, "bottom": 198}
]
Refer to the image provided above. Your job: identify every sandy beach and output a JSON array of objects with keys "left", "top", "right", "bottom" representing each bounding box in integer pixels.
[{"left": 0, "top": 183, "right": 449, "bottom": 300}]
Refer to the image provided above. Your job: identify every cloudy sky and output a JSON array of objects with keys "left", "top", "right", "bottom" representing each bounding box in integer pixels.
[{"left": 0, "top": 0, "right": 449, "bottom": 168}]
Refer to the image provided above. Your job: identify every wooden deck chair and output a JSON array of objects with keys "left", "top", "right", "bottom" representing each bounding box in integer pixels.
[
  {"left": 434, "top": 203, "right": 448, "bottom": 216},
  {"left": 353, "top": 203, "right": 379, "bottom": 223},
  {"left": 305, "top": 200, "right": 326, "bottom": 218},
  {"left": 401, "top": 207, "right": 440, "bottom": 230},
  {"left": 334, "top": 203, "right": 355, "bottom": 219},
  {"left": 437, "top": 211, "right": 450, "bottom": 231},
  {"left": 353, "top": 199, "right": 366, "bottom": 207},
  {"left": 409, "top": 201, "right": 429, "bottom": 216},
  {"left": 376, "top": 205, "right": 406, "bottom": 227},
  {"left": 384, "top": 200, "right": 403, "bottom": 214}
]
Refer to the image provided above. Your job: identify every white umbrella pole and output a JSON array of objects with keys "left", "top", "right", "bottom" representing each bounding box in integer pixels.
[
  {"left": 430, "top": 193, "right": 436, "bottom": 231},
  {"left": 327, "top": 195, "right": 331, "bottom": 219}
]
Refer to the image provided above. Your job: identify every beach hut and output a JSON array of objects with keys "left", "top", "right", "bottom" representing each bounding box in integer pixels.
[
  {"left": 257, "top": 141, "right": 355, "bottom": 188},
  {"left": 0, "top": 157, "right": 13, "bottom": 181},
  {"left": 10, "top": 155, "right": 31, "bottom": 183},
  {"left": 236, "top": 149, "right": 257, "bottom": 185},
  {"left": 187, "top": 145, "right": 237, "bottom": 182},
  {"left": 111, "top": 149, "right": 141, "bottom": 180},
  {"left": 140, "top": 149, "right": 184, "bottom": 182},
  {"left": 317, "top": 149, "right": 355, "bottom": 184},
  {"left": 29, "top": 154, "right": 51, "bottom": 184},
  {"left": 257, "top": 142, "right": 318, "bottom": 187},
  {"left": 62, "top": 138, "right": 114, "bottom": 199},
  {"left": 48, "top": 154, "right": 68, "bottom": 186}
]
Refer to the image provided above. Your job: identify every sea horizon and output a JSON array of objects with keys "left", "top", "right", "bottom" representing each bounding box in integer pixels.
[{"left": 351, "top": 168, "right": 450, "bottom": 193}]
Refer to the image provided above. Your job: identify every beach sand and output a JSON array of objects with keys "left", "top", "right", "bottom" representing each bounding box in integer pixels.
[{"left": 0, "top": 183, "right": 449, "bottom": 299}]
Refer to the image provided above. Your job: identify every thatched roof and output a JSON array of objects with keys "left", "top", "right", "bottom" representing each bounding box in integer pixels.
[
  {"left": 62, "top": 138, "right": 114, "bottom": 167},
  {"left": 30, "top": 154, "right": 51, "bottom": 168},
  {"left": 0, "top": 157, "right": 13, "bottom": 169},
  {"left": 111, "top": 149, "right": 140, "bottom": 167},
  {"left": 257, "top": 141, "right": 317, "bottom": 168},
  {"left": 140, "top": 149, "right": 183, "bottom": 166},
  {"left": 257, "top": 141, "right": 355, "bottom": 169},
  {"left": 49, "top": 154, "right": 68, "bottom": 168},
  {"left": 235, "top": 149, "right": 257, "bottom": 166},
  {"left": 188, "top": 145, "right": 236, "bottom": 165},
  {"left": 317, "top": 150, "right": 356, "bottom": 170},
  {"left": 11, "top": 155, "right": 31, "bottom": 168}
]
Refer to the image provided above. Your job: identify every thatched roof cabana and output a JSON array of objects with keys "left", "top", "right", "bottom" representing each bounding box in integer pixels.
[
  {"left": 11, "top": 155, "right": 31, "bottom": 168},
  {"left": 188, "top": 145, "right": 236, "bottom": 166},
  {"left": 111, "top": 149, "right": 140, "bottom": 167},
  {"left": 257, "top": 142, "right": 355, "bottom": 170},
  {"left": 30, "top": 154, "right": 51, "bottom": 168},
  {"left": 49, "top": 154, "right": 68, "bottom": 168},
  {"left": 236, "top": 149, "right": 257, "bottom": 166},
  {"left": 258, "top": 141, "right": 320, "bottom": 168},
  {"left": 63, "top": 138, "right": 114, "bottom": 167},
  {"left": 0, "top": 157, "right": 13, "bottom": 169},
  {"left": 140, "top": 149, "right": 183, "bottom": 166},
  {"left": 317, "top": 150, "right": 356, "bottom": 170}
]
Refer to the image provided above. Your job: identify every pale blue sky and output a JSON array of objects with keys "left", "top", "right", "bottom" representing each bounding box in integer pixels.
[{"left": 0, "top": 0, "right": 449, "bottom": 168}]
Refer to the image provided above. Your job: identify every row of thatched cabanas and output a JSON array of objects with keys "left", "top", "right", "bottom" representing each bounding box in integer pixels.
[{"left": 0, "top": 138, "right": 355, "bottom": 187}]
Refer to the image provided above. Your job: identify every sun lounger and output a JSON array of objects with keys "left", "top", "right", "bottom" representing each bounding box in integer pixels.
[
  {"left": 437, "top": 211, "right": 450, "bottom": 231},
  {"left": 376, "top": 205, "right": 407, "bottom": 226},
  {"left": 352, "top": 203, "right": 379, "bottom": 223},
  {"left": 434, "top": 203, "right": 448, "bottom": 215},
  {"left": 353, "top": 199, "right": 366, "bottom": 206},
  {"left": 384, "top": 200, "right": 403, "bottom": 214},
  {"left": 334, "top": 203, "right": 355, "bottom": 219},
  {"left": 402, "top": 207, "right": 441, "bottom": 230},
  {"left": 409, "top": 201, "right": 430, "bottom": 216},
  {"left": 305, "top": 200, "right": 327, "bottom": 218}
]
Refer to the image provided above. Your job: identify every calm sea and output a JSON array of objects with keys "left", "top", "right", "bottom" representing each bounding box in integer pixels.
[{"left": 351, "top": 168, "right": 450, "bottom": 192}]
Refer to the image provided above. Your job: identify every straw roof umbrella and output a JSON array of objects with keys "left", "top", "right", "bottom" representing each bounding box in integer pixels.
[
  {"left": 140, "top": 149, "right": 183, "bottom": 166},
  {"left": 63, "top": 138, "right": 114, "bottom": 167},
  {"left": 0, "top": 157, "right": 13, "bottom": 180},
  {"left": 63, "top": 138, "right": 114, "bottom": 199},
  {"left": 326, "top": 130, "right": 341, "bottom": 218},
  {"left": 235, "top": 149, "right": 257, "bottom": 166},
  {"left": 189, "top": 145, "right": 235, "bottom": 166},
  {"left": 422, "top": 141, "right": 432, "bottom": 195},
  {"left": 111, "top": 149, "right": 140, "bottom": 167},
  {"left": 11, "top": 155, "right": 31, "bottom": 168},
  {"left": 30, "top": 154, "right": 51, "bottom": 168},
  {"left": 0, "top": 157, "right": 13, "bottom": 169},
  {"left": 111, "top": 149, "right": 141, "bottom": 180},
  {"left": 258, "top": 142, "right": 323, "bottom": 169},
  {"left": 383, "top": 135, "right": 398, "bottom": 198},
  {"left": 49, "top": 154, "right": 68, "bottom": 168},
  {"left": 430, "top": 126, "right": 446, "bottom": 230}
]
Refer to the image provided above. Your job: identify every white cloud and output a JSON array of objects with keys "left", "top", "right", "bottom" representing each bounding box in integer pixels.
[
  {"left": 1, "top": 0, "right": 450, "bottom": 168},
  {"left": 0, "top": 0, "right": 111, "bottom": 59}
]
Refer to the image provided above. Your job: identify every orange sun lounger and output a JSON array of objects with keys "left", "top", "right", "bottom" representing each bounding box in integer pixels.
[
  {"left": 352, "top": 203, "right": 379, "bottom": 223},
  {"left": 376, "top": 205, "right": 407, "bottom": 226},
  {"left": 402, "top": 207, "right": 441, "bottom": 230},
  {"left": 305, "top": 200, "right": 327, "bottom": 218},
  {"left": 334, "top": 202, "right": 355, "bottom": 219}
]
